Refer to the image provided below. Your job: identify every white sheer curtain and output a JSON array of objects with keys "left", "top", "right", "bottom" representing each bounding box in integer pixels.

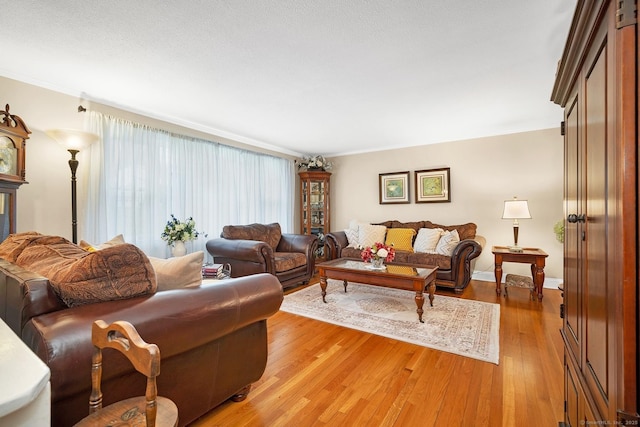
[{"left": 81, "top": 111, "right": 294, "bottom": 258}]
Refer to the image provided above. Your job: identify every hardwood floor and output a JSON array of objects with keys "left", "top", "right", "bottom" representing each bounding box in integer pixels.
[{"left": 192, "top": 279, "right": 564, "bottom": 426}]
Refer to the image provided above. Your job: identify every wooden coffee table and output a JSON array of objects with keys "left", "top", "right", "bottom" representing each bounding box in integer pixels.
[{"left": 316, "top": 259, "right": 438, "bottom": 323}]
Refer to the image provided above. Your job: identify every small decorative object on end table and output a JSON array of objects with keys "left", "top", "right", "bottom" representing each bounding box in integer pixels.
[{"left": 492, "top": 245, "right": 548, "bottom": 300}]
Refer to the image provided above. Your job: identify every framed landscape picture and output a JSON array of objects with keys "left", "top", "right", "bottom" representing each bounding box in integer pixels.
[
  {"left": 415, "top": 167, "right": 451, "bottom": 203},
  {"left": 379, "top": 171, "right": 410, "bottom": 204}
]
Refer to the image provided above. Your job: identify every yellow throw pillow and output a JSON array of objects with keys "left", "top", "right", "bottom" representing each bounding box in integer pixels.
[
  {"left": 79, "top": 234, "right": 126, "bottom": 252},
  {"left": 385, "top": 228, "right": 416, "bottom": 252}
]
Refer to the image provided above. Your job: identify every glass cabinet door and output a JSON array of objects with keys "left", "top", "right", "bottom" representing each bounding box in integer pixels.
[{"left": 299, "top": 171, "right": 331, "bottom": 259}]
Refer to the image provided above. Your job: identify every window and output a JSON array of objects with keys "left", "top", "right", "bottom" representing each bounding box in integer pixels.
[{"left": 82, "top": 112, "right": 293, "bottom": 258}]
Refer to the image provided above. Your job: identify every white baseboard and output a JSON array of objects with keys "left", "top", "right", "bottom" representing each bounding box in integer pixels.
[{"left": 472, "top": 271, "right": 563, "bottom": 289}]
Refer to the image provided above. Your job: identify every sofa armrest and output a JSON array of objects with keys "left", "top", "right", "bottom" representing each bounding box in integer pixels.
[
  {"left": 0, "top": 259, "right": 66, "bottom": 336},
  {"left": 448, "top": 239, "right": 483, "bottom": 288},
  {"left": 206, "top": 238, "right": 276, "bottom": 275},
  {"left": 21, "top": 273, "right": 283, "bottom": 402},
  {"left": 277, "top": 233, "right": 318, "bottom": 255},
  {"left": 278, "top": 233, "right": 319, "bottom": 277},
  {"left": 325, "top": 231, "right": 348, "bottom": 260}
]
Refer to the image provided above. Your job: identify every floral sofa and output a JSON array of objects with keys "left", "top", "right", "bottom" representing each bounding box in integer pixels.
[{"left": 325, "top": 220, "right": 485, "bottom": 293}]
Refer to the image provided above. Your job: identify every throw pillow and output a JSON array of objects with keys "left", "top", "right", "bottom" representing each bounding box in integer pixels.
[
  {"left": 413, "top": 228, "right": 444, "bottom": 253},
  {"left": 79, "top": 234, "right": 126, "bottom": 252},
  {"left": 0, "top": 231, "right": 43, "bottom": 262},
  {"left": 358, "top": 224, "right": 387, "bottom": 248},
  {"left": 344, "top": 228, "right": 359, "bottom": 248},
  {"left": 384, "top": 228, "right": 416, "bottom": 252},
  {"left": 435, "top": 230, "right": 460, "bottom": 256},
  {"left": 17, "top": 243, "right": 156, "bottom": 307},
  {"left": 148, "top": 251, "right": 204, "bottom": 291}
]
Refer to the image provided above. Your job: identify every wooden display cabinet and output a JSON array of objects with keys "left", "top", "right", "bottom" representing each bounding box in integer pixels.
[{"left": 299, "top": 170, "right": 330, "bottom": 260}]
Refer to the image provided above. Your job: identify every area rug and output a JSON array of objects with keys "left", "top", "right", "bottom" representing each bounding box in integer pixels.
[{"left": 281, "top": 281, "right": 500, "bottom": 364}]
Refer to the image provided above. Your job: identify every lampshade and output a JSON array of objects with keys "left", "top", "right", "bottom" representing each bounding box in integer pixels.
[
  {"left": 46, "top": 129, "right": 99, "bottom": 150},
  {"left": 502, "top": 198, "right": 531, "bottom": 220}
]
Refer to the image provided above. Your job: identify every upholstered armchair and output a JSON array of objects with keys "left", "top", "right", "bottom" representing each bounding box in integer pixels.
[{"left": 206, "top": 223, "right": 318, "bottom": 289}]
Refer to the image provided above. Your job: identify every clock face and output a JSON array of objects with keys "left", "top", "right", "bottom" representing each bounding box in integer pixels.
[{"left": 0, "top": 137, "right": 17, "bottom": 175}]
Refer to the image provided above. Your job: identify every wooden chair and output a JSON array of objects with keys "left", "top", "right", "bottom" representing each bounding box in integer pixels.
[{"left": 74, "top": 320, "right": 178, "bottom": 427}]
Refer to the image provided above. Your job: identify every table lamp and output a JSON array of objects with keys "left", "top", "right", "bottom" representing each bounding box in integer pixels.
[{"left": 502, "top": 196, "right": 531, "bottom": 252}]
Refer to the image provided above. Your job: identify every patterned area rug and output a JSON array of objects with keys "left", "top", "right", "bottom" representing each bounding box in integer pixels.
[{"left": 281, "top": 281, "right": 500, "bottom": 364}]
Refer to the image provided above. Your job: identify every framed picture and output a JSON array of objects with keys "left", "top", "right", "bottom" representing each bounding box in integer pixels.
[
  {"left": 415, "top": 167, "right": 451, "bottom": 203},
  {"left": 379, "top": 171, "right": 410, "bottom": 204}
]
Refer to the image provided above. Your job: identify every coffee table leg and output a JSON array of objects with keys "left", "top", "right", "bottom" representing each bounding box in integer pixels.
[
  {"left": 428, "top": 280, "right": 435, "bottom": 307},
  {"left": 320, "top": 276, "right": 328, "bottom": 303},
  {"left": 343, "top": 280, "right": 348, "bottom": 293},
  {"left": 415, "top": 291, "right": 425, "bottom": 323}
]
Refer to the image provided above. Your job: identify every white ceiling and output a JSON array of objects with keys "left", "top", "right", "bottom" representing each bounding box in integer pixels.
[{"left": 2, "top": 1, "right": 576, "bottom": 157}]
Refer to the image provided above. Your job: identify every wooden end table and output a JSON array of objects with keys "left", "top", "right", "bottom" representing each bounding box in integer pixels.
[
  {"left": 492, "top": 246, "right": 548, "bottom": 300},
  {"left": 316, "top": 258, "right": 438, "bottom": 323}
]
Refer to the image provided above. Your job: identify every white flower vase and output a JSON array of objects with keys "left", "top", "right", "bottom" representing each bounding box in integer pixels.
[
  {"left": 372, "top": 258, "right": 384, "bottom": 269},
  {"left": 172, "top": 240, "right": 187, "bottom": 257}
]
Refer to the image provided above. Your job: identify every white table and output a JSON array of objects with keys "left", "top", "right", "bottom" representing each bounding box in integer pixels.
[{"left": 0, "top": 319, "right": 51, "bottom": 426}]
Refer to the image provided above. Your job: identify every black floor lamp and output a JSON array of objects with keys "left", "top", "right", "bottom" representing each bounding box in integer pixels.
[{"left": 46, "top": 129, "right": 99, "bottom": 244}]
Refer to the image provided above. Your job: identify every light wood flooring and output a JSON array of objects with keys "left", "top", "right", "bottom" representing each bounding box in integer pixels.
[{"left": 192, "top": 279, "right": 565, "bottom": 426}]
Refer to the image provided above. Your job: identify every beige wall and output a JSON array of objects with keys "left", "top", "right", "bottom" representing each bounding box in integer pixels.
[
  {"left": 329, "top": 129, "right": 564, "bottom": 283},
  {"left": 4, "top": 75, "right": 564, "bottom": 283}
]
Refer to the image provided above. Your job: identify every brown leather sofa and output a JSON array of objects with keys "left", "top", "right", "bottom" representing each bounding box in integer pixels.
[
  {"left": 0, "top": 258, "right": 283, "bottom": 427},
  {"left": 206, "top": 222, "right": 318, "bottom": 289},
  {"left": 325, "top": 220, "right": 485, "bottom": 293}
]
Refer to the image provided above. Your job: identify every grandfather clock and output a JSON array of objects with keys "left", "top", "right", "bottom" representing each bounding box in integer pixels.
[{"left": 0, "top": 104, "right": 30, "bottom": 242}]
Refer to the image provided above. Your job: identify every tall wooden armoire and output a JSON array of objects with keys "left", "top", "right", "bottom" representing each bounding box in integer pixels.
[{"left": 551, "top": 0, "right": 638, "bottom": 424}]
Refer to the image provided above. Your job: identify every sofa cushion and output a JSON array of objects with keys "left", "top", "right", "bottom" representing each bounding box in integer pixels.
[
  {"left": 406, "top": 252, "right": 452, "bottom": 270},
  {"left": 0, "top": 231, "right": 44, "bottom": 262},
  {"left": 375, "top": 220, "right": 425, "bottom": 234},
  {"left": 384, "top": 228, "right": 416, "bottom": 252},
  {"left": 414, "top": 228, "right": 444, "bottom": 253},
  {"left": 428, "top": 222, "right": 477, "bottom": 240},
  {"left": 274, "top": 252, "right": 307, "bottom": 272},
  {"left": 16, "top": 241, "right": 156, "bottom": 307},
  {"left": 148, "top": 251, "right": 204, "bottom": 291},
  {"left": 222, "top": 223, "right": 282, "bottom": 251},
  {"left": 79, "top": 234, "right": 126, "bottom": 252},
  {"left": 435, "top": 230, "right": 460, "bottom": 256}
]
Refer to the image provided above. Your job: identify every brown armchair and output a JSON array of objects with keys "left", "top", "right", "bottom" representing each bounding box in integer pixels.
[{"left": 206, "top": 223, "right": 318, "bottom": 289}]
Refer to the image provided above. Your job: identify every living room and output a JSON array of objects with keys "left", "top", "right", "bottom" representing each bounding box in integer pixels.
[{"left": 1, "top": 1, "right": 598, "bottom": 426}]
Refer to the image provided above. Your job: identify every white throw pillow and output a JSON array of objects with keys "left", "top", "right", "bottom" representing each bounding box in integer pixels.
[
  {"left": 414, "top": 228, "right": 444, "bottom": 253},
  {"left": 148, "top": 251, "right": 204, "bottom": 291},
  {"left": 435, "top": 230, "right": 460, "bottom": 256},
  {"left": 358, "top": 224, "right": 387, "bottom": 248},
  {"left": 345, "top": 228, "right": 359, "bottom": 248}
]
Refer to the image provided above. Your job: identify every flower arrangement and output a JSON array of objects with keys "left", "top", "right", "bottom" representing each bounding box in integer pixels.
[
  {"left": 161, "top": 215, "right": 206, "bottom": 245},
  {"left": 298, "top": 155, "right": 333, "bottom": 171},
  {"left": 360, "top": 242, "right": 396, "bottom": 263}
]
